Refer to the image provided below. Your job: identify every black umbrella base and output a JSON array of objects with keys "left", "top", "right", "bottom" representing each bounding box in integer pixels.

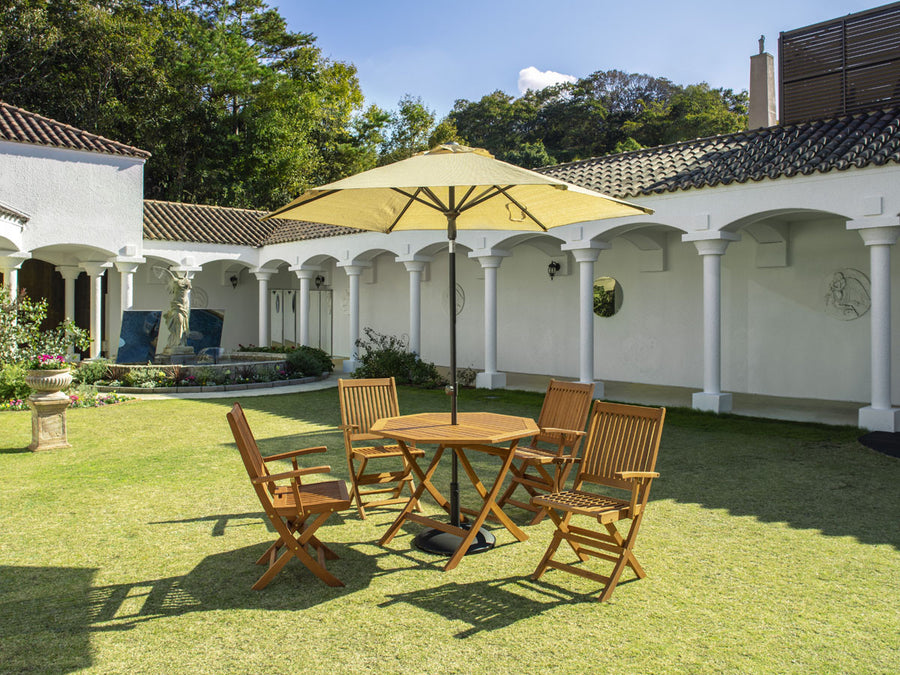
[{"left": 413, "top": 523, "right": 496, "bottom": 556}]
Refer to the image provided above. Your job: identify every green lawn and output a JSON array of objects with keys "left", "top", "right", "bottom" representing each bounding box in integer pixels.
[{"left": 1, "top": 387, "right": 898, "bottom": 674}]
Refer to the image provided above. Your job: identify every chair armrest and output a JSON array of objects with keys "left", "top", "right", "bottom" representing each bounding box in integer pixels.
[
  {"left": 262, "top": 446, "right": 327, "bottom": 462},
  {"left": 616, "top": 471, "right": 660, "bottom": 480},
  {"left": 338, "top": 424, "right": 359, "bottom": 432},
  {"left": 252, "top": 465, "right": 332, "bottom": 484},
  {"left": 540, "top": 427, "right": 585, "bottom": 438}
]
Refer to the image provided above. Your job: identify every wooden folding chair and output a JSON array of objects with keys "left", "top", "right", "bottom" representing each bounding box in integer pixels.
[
  {"left": 531, "top": 400, "right": 666, "bottom": 601},
  {"left": 337, "top": 377, "right": 425, "bottom": 519},
  {"left": 226, "top": 402, "right": 351, "bottom": 589},
  {"left": 496, "top": 379, "right": 594, "bottom": 524}
]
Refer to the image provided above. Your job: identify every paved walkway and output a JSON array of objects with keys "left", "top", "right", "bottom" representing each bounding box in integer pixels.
[{"left": 133, "top": 370, "right": 862, "bottom": 427}]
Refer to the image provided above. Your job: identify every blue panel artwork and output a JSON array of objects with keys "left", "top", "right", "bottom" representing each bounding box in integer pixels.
[
  {"left": 116, "top": 310, "right": 162, "bottom": 363},
  {"left": 186, "top": 309, "right": 225, "bottom": 353}
]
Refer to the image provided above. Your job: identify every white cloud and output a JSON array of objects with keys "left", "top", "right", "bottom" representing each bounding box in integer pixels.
[{"left": 517, "top": 66, "right": 577, "bottom": 94}]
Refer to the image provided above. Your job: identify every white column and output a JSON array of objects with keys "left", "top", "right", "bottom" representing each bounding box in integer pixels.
[
  {"left": 55, "top": 266, "right": 81, "bottom": 355},
  {"left": 684, "top": 233, "right": 739, "bottom": 413},
  {"left": 403, "top": 261, "right": 426, "bottom": 355},
  {"left": 342, "top": 265, "right": 363, "bottom": 372},
  {"left": 0, "top": 253, "right": 30, "bottom": 298},
  {"left": 293, "top": 269, "right": 317, "bottom": 347},
  {"left": 848, "top": 220, "right": 900, "bottom": 431},
  {"left": 79, "top": 262, "right": 111, "bottom": 359},
  {"left": 114, "top": 262, "right": 140, "bottom": 312},
  {"left": 55, "top": 266, "right": 80, "bottom": 321},
  {"left": 562, "top": 243, "right": 609, "bottom": 398},
  {"left": 473, "top": 255, "right": 506, "bottom": 389},
  {"left": 252, "top": 269, "right": 273, "bottom": 347}
]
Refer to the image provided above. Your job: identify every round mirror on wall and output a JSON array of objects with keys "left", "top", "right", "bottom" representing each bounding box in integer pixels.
[{"left": 593, "top": 276, "right": 623, "bottom": 317}]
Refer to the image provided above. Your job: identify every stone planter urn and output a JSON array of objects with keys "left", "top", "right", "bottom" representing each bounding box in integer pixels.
[{"left": 25, "top": 368, "right": 73, "bottom": 451}]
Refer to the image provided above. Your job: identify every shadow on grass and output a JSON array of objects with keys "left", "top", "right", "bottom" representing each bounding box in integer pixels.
[
  {"left": 0, "top": 542, "right": 379, "bottom": 673},
  {"left": 380, "top": 575, "right": 584, "bottom": 638}
]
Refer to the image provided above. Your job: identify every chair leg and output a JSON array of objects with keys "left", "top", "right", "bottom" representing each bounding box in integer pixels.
[{"left": 349, "top": 456, "right": 368, "bottom": 519}]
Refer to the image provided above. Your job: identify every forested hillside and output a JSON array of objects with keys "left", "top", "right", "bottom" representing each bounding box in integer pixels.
[{"left": 0, "top": 0, "right": 748, "bottom": 209}]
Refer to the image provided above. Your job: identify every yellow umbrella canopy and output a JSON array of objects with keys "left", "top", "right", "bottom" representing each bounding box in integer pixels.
[
  {"left": 267, "top": 143, "right": 652, "bottom": 424},
  {"left": 266, "top": 143, "right": 653, "bottom": 233}
]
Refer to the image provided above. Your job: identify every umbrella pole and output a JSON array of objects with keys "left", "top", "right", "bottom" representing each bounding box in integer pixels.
[{"left": 447, "top": 215, "right": 460, "bottom": 527}]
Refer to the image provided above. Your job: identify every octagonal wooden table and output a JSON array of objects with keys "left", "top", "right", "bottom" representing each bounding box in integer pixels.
[{"left": 371, "top": 412, "right": 540, "bottom": 571}]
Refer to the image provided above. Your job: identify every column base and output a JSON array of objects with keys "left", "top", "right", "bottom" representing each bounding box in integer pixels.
[
  {"left": 475, "top": 372, "right": 507, "bottom": 389},
  {"left": 858, "top": 406, "right": 900, "bottom": 432},
  {"left": 342, "top": 359, "right": 360, "bottom": 373},
  {"left": 576, "top": 380, "right": 604, "bottom": 399},
  {"left": 692, "top": 392, "right": 733, "bottom": 414}
]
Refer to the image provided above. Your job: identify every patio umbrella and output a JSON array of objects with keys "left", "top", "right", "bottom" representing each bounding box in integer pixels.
[
  {"left": 267, "top": 143, "right": 653, "bottom": 422},
  {"left": 266, "top": 143, "right": 652, "bottom": 555}
]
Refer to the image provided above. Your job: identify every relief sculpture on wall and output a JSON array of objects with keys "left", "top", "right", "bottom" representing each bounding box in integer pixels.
[{"left": 824, "top": 268, "right": 870, "bottom": 320}]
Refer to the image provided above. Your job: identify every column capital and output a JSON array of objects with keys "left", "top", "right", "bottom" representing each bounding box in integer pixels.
[
  {"left": 682, "top": 231, "right": 740, "bottom": 256},
  {"left": 472, "top": 255, "right": 505, "bottom": 269},
  {"left": 468, "top": 247, "right": 510, "bottom": 261},
  {"left": 114, "top": 261, "right": 142, "bottom": 275},
  {"left": 79, "top": 261, "right": 113, "bottom": 277},
  {"left": 561, "top": 240, "right": 611, "bottom": 262},
  {"left": 402, "top": 260, "right": 427, "bottom": 274},
  {"left": 0, "top": 251, "right": 31, "bottom": 269},
  {"left": 846, "top": 218, "right": 900, "bottom": 246},
  {"left": 54, "top": 265, "right": 82, "bottom": 281},
  {"left": 340, "top": 264, "right": 367, "bottom": 277},
  {"left": 251, "top": 268, "right": 275, "bottom": 282},
  {"left": 290, "top": 266, "right": 322, "bottom": 280}
]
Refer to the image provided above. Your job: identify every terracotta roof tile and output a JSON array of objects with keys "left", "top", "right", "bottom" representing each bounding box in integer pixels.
[
  {"left": 538, "top": 108, "right": 900, "bottom": 198},
  {"left": 143, "top": 200, "right": 359, "bottom": 247},
  {"left": 0, "top": 101, "right": 150, "bottom": 159}
]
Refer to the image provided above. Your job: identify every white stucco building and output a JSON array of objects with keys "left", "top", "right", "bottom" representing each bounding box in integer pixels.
[{"left": 2, "top": 14, "right": 899, "bottom": 432}]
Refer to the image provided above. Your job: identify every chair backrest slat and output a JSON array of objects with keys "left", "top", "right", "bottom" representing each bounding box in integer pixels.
[
  {"left": 338, "top": 377, "right": 400, "bottom": 440},
  {"left": 579, "top": 401, "right": 665, "bottom": 490},
  {"left": 532, "top": 379, "right": 594, "bottom": 449},
  {"left": 227, "top": 402, "right": 301, "bottom": 516}
]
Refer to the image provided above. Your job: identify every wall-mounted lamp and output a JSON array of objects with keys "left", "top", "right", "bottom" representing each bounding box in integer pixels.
[
  {"left": 230, "top": 274, "right": 239, "bottom": 289},
  {"left": 315, "top": 274, "right": 325, "bottom": 289},
  {"left": 547, "top": 261, "right": 561, "bottom": 281}
]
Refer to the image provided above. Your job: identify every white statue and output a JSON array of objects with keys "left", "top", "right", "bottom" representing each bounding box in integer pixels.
[{"left": 156, "top": 267, "right": 192, "bottom": 352}]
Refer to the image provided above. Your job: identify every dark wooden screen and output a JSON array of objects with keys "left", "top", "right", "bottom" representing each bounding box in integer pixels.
[{"left": 779, "top": 2, "right": 900, "bottom": 124}]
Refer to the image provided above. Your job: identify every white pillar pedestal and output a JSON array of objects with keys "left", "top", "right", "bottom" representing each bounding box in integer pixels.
[
  {"left": 473, "top": 254, "right": 507, "bottom": 390},
  {"left": 252, "top": 269, "right": 274, "bottom": 347},
  {"left": 562, "top": 243, "right": 609, "bottom": 398},
  {"left": 684, "top": 233, "right": 739, "bottom": 414},
  {"left": 848, "top": 220, "right": 900, "bottom": 431},
  {"left": 340, "top": 264, "right": 365, "bottom": 372}
]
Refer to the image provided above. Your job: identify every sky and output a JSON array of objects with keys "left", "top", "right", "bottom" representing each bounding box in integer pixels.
[{"left": 272, "top": 1, "right": 883, "bottom": 118}]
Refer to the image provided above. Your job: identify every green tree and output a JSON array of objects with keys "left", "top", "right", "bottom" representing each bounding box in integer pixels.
[
  {"left": 623, "top": 83, "right": 749, "bottom": 147},
  {"left": 0, "top": 0, "right": 379, "bottom": 209}
]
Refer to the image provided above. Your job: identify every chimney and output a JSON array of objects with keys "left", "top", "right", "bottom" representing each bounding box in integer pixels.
[{"left": 749, "top": 35, "right": 777, "bottom": 129}]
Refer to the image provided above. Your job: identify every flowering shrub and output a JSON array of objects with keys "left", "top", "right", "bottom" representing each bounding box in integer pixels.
[{"left": 0, "top": 390, "right": 133, "bottom": 412}]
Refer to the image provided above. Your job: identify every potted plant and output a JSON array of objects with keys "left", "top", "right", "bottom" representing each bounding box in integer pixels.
[{"left": 25, "top": 354, "right": 73, "bottom": 394}]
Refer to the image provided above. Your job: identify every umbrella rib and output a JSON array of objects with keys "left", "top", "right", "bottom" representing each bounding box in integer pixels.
[
  {"left": 387, "top": 188, "right": 424, "bottom": 232},
  {"left": 494, "top": 185, "right": 549, "bottom": 231},
  {"left": 264, "top": 189, "right": 338, "bottom": 219},
  {"left": 390, "top": 187, "right": 448, "bottom": 213},
  {"left": 420, "top": 186, "right": 450, "bottom": 213},
  {"left": 458, "top": 185, "right": 504, "bottom": 211}
]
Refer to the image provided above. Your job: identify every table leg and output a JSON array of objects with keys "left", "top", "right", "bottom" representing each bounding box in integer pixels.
[
  {"left": 444, "top": 441, "right": 526, "bottom": 571},
  {"left": 379, "top": 444, "right": 448, "bottom": 546},
  {"left": 456, "top": 448, "right": 528, "bottom": 543}
]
